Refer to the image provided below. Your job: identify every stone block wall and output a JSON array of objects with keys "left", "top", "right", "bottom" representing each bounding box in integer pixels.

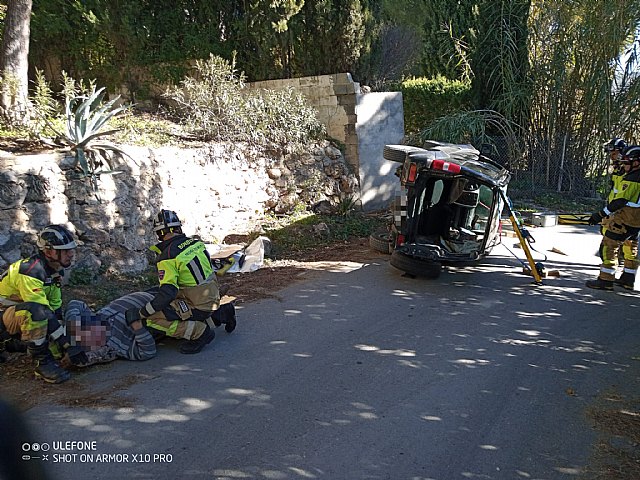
[
  {"left": 246, "top": 73, "right": 407, "bottom": 212},
  {"left": 245, "top": 73, "right": 360, "bottom": 174}
]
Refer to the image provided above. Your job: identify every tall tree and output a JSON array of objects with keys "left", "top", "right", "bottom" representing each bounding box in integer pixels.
[
  {"left": 0, "top": 0, "right": 32, "bottom": 124},
  {"left": 227, "top": 0, "right": 304, "bottom": 80},
  {"left": 527, "top": 0, "right": 640, "bottom": 193},
  {"left": 421, "top": 0, "right": 475, "bottom": 80},
  {"left": 289, "top": 0, "right": 371, "bottom": 78},
  {"left": 470, "top": 0, "right": 531, "bottom": 124}
]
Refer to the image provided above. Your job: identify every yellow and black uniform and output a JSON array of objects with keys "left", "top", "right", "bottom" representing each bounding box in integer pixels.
[
  {"left": 591, "top": 167, "right": 640, "bottom": 285},
  {"left": 0, "top": 224, "right": 85, "bottom": 383},
  {"left": 140, "top": 234, "right": 220, "bottom": 340},
  {"left": 0, "top": 253, "right": 66, "bottom": 347},
  {"left": 606, "top": 166, "right": 638, "bottom": 266}
]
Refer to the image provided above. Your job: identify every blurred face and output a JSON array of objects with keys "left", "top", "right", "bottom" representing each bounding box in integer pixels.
[
  {"left": 43, "top": 247, "right": 76, "bottom": 269},
  {"left": 610, "top": 150, "right": 622, "bottom": 163},
  {"left": 66, "top": 315, "right": 108, "bottom": 350}
]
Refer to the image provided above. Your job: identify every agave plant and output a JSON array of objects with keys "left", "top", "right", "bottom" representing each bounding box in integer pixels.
[{"left": 59, "top": 87, "right": 130, "bottom": 189}]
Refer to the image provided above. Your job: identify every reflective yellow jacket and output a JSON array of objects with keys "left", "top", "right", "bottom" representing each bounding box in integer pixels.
[
  {"left": 0, "top": 254, "right": 63, "bottom": 311},
  {"left": 142, "top": 234, "right": 214, "bottom": 315}
]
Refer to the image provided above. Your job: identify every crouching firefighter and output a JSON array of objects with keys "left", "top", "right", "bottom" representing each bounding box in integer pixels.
[
  {"left": 0, "top": 225, "right": 87, "bottom": 383},
  {"left": 125, "top": 210, "right": 236, "bottom": 354},
  {"left": 587, "top": 146, "right": 640, "bottom": 291}
]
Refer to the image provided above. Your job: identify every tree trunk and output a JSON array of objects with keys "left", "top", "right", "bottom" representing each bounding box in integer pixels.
[{"left": 0, "top": 0, "right": 32, "bottom": 125}]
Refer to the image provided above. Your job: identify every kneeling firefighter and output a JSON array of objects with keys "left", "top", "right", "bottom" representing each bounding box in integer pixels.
[
  {"left": 0, "top": 225, "right": 87, "bottom": 383},
  {"left": 125, "top": 210, "right": 236, "bottom": 354}
]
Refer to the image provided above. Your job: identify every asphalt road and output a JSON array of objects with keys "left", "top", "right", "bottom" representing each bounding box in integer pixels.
[{"left": 20, "top": 224, "right": 640, "bottom": 480}]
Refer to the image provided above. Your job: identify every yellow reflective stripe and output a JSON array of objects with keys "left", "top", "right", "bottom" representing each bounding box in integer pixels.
[{"left": 146, "top": 319, "right": 179, "bottom": 336}]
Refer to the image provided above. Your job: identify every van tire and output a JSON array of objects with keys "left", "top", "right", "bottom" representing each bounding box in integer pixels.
[
  {"left": 390, "top": 251, "right": 442, "bottom": 279},
  {"left": 369, "top": 232, "right": 393, "bottom": 254},
  {"left": 383, "top": 145, "right": 426, "bottom": 163}
]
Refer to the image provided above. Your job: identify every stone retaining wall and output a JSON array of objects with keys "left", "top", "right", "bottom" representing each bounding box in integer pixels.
[{"left": 0, "top": 141, "right": 358, "bottom": 276}]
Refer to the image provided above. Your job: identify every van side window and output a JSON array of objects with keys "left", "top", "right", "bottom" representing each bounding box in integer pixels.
[{"left": 430, "top": 179, "right": 444, "bottom": 205}]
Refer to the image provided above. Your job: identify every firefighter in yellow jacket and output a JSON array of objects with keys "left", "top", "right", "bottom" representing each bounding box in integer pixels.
[
  {"left": 0, "top": 225, "right": 87, "bottom": 383},
  {"left": 126, "top": 210, "right": 236, "bottom": 354},
  {"left": 599, "top": 138, "right": 638, "bottom": 269},
  {"left": 587, "top": 146, "right": 640, "bottom": 290}
]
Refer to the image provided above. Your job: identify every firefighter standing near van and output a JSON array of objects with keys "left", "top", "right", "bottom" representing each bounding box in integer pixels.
[
  {"left": 599, "top": 138, "right": 637, "bottom": 267},
  {"left": 125, "top": 209, "right": 236, "bottom": 354},
  {"left": 0, "top": 225, "right": 87, "bottom": 383},
  {"left": 587, "top": 145, "right": 640, "bottom": 291}
]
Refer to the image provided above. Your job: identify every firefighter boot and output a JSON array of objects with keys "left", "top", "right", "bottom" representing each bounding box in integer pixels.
[
  {"left": 29, "top": 343, "right": 71, "bottom": 384},
  {"left": 616, "top": 272, "right": 636, "bottom": 290},
  {"left": 179, "top": 324, "right": 215, "bottom": 354},
  {"left": 585, "top": 278, "right": 614, "bottom": 291}
]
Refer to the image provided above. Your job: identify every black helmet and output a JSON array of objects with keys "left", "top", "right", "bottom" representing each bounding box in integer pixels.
[
  {"left": 153, "top": 209, "right": 182, "bottom": 238},
  {"left": 604, "top": 138, "right": 627, "bottom": 153},
  {"left": 36, "top": 225, "right": 77, "bottom": 250}
]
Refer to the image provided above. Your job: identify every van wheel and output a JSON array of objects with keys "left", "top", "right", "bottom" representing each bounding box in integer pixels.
[
  {"left": 369, "top": 232, "right": 393, "bottom": 254},
  {"left": 390, "top": 251, "right": 441, "bottom": 279},
  {"left": 383, "top": 145, "right": 427, "bottom": 163}
]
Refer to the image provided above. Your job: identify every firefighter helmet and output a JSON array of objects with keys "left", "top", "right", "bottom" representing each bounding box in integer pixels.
[
  {"left": 622, "top": 145, "right": 640, "bottom": 165},
  {"left": 604, "top": 138, "right": 627, "bottom": 153},
  {"left": 36, "top": 225, "right": 77, "bottom": 250},
  {"left": 153, "top": 209, "right": 183, "bottom": 238}
]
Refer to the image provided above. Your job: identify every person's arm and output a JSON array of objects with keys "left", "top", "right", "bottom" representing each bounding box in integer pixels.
[
  {"left": 128, "top": 326, "right": 156, "bottom": 361},
  {"left": 589, "top": 197, "right": 631, "bottom": 224},
  {"left": 138, "top": 258, "right": 180, "bottom": 318}
]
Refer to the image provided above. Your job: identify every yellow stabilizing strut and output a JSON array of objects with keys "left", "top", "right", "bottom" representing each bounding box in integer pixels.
[{"left": 501, "top": 192, "right": 543, "bottom": 284}]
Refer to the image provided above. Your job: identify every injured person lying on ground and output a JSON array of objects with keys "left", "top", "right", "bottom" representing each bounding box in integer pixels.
[
  {"left": 62, "top": 290, "right": 237, "bottom": 367},
  {"left": 62, "top": 291, "right": 158, "bottom": 367}
]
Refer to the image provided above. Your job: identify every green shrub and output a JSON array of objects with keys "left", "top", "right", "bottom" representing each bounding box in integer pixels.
[
  {"left": 401, "top": 76, "right": 471, "bottom": 134},
  {"left": 164, "top": 54, "right": 325, "bottom": 150}
]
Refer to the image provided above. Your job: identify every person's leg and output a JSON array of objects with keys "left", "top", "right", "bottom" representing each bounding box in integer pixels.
[
  {"left": 617, "top": 237, "right": 639, "bottom": 290},
  {"left": 145, "top": 309, "right": 214, "bottom": 354},
  {"left": 145, "top": 314, "right": 207, "bottom": 340},
  {"left": 586, "top": 235, "right": 620, "bottom": 290},
  {"left": 4, "top": 303, "right": 70, "bottom": 383}
]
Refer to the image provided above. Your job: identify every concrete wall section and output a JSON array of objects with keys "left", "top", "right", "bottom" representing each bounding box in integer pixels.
[{"left": 355, "top": 92, "right": 405, "bottom": 211}]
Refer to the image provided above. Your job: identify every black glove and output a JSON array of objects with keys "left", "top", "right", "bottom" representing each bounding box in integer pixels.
[
  {"left": 588, "top": 211, "right": 604, "bottom": 225},
  {"left": 4, "top": 338, "right": 27, "bottom": 353},
  {"left": 65, "top": 345, "right": 88, "bottom": 366},
  {"left": 125, "top": 308, "right": 141, "bottom": 326}
]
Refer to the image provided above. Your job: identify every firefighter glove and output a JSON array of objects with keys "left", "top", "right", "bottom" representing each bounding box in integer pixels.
[
  {"left": 588, "top": 211, "right": 604, "bottom": 225},
  {"left": 65, "top": 345, "right": 88, "bottom": 366},
  {"left": 125, "top": 308, "right": 142, "bottom": 326}
]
